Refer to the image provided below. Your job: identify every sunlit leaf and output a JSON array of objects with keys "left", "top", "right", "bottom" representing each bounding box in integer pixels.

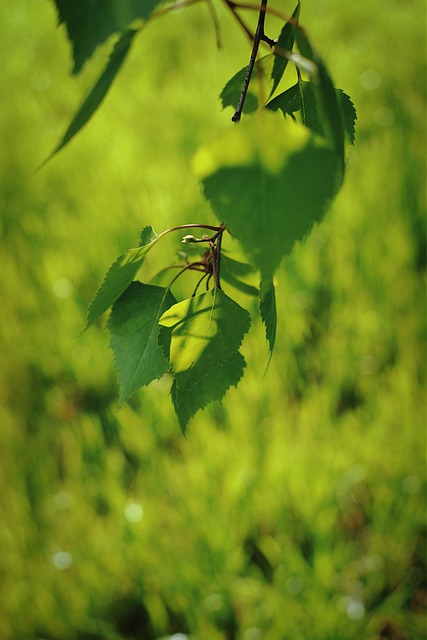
[
  {"left": 270, "top": 1, "right": 300, "bottom": 98},
  {"left": 159, "top": 288, "right": 251, "bottom": 431},
  {"left": 194, "top": 112, "right": 342, "bottom": 281},
  {"left": 159, "top": 288, "right": 250, "bottom": 374},
  {"left": 86, "top": 226, "right": 158, "bottom": 328},
  {"left": 53, "top": 0, "right": 161, "bottom": 73},
  {"left": 108, "top": 282, "right": 177, "bottom": 405}
]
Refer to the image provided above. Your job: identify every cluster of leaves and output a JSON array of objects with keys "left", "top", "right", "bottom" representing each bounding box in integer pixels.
[{"left": 52, "top": 0, "right": 356, "bottom": 431}]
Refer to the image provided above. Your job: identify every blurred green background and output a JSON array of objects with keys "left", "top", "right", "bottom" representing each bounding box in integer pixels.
[{"left": 0, "top": 1, "right": 425, "bottom": 638}]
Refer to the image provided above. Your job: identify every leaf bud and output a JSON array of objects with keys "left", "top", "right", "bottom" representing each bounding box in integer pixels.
[{"left": 182, "top": 234, "right": 198, "bottom": 244}]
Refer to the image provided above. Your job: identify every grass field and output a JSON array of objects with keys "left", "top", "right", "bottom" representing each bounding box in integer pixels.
[{"left": 0, "top": 1, "right": 425, "bottom": 638}]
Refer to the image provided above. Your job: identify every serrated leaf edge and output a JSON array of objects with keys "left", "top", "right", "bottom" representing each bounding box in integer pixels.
[
  {"left": 85, "top": 234, "right": 159, "bottom": 329},
  {"left": 163, "top": 290, "right": 250, "bottom": 390},
  {"left": 108, "top": 283, "right": 176, "bottom": 406},
  {"left": 172, "top": 349, "right": 247, "bottom": 410}
]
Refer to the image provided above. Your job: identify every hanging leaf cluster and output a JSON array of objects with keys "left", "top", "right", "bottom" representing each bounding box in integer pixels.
[{"left": 50, "top": 0, "right": 357, "bottom": 432}]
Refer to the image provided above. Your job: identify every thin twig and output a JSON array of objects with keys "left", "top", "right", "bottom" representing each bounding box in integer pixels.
[
  {"left": 154, "top": 262, "right": 207, "bottom": 279},
  {"left": 223, "top": 0, "right": 254, "bottom": 42},
  {"left": 185, "top": 228, "right": 224, "bottom": 243},
  {"left": 157, "top": 223, "right": 224, "bottom": 244},
  {"left": 223, "top": 0, "right": 291, "bottom": 22},
  {"left": 213, "top": 228, "right": 223, "bottom": 289},
  {"left": 192, "top": 272, "right": 209, "bottom": 296},
  {"left": 209, "top": 241, "right": 218, "bottom": 290},
  {"left": 232, "top": 0, "right": 274, "bottom": 122},
  {"left": 153, "top": 0, "right": 204, "bottom": 20},
  {"left": 168, "top": 262, "right": 204, "bottom": 288},
  {"left": 206, "top": 0, "right": 222, "bottom": 48}
]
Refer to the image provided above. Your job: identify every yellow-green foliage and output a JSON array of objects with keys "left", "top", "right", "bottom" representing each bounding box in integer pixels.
[{"left": 0, "top": 1, "right": 425, "bottom": 638}]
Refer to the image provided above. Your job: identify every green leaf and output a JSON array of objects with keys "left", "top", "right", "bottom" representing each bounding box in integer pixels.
[
  {"left": 267, "top": 81, "right": 357, "bottom": 148},
  {"left": 268, "top": 81, "right": 321, "bottom": 130},
  {"left": 270, "top": 1, "right": 300, "bottom": 98},
  {"left": 171, "top": 352, "right": 246, "bottom": 432},
  {"left": 159, "top": 289, "right": 251, "bottom": 431},
  {"left": 220, "top": 55, "right": 274, "bottom": 115},
  {"left": 139, "top": 225, "right": 158, "bottom": 247},
  {"left": 54, "top": 0, "right": 161, "bottom": 73},
  {"left": 49, "top": 29, "right": 137, "bottom": 161},
  {"left": 259, "top": 277, "right": 277, "bottom": 361},
  {"left": 336, "top": 89, "right": 357, "bottom": 147},
  {"left": 108, "top": 282, "right": 177, "bottom": 405},
  {"left": 86, "top": 226, "right": 158, "bottom": 328},
  {"left": 294, "top": 30, "right": 346, "bottom": 163},
  {"left": 221, "top": 253, "right": 256, "bottom": 278},
  {"left": 159, "top": 288, "right": 250, "bottom": 374},
  {"left": 194, "top": 112, "right": 342, "bottom": 281},
  {"left": 220, "top": 254, "right": 259, "bottom": 297}
]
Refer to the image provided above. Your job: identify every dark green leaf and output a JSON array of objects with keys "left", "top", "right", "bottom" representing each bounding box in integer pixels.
[
  {"left": 108, "top": 282, "right": 177, "bottom": 405},
  {"left": 54, "top": 0, "right": 161, "bottom": 73},
  {"left": 86, "top": 227, "right": 158, "bottom": 328},
  {"left": 50, "top": 29, "right": 137, "bottom": 161},
  {"left": 159, "top": 288, "right": 251, "bottom": 431},
  {"left": 220, "top": 55, "right": 274, "bottom": 114},
  {"left": 270, "top": 1, "right": 300, "bottom": 98},
  {"left": 221, "top": 253, "right": 256, "bottom": 278},
  {"left": 259, "top": 277, "right": 277, "bottom": 361},
  {"left": 336, "top": 89, "right": 357, "bottom": 146},
  {"left": 139, "top": 225, "right": 158, "bottom": 247},
  {"left": 194, "top": 112, "right": 342, "bottom": 282},
  {"left": 171, "top": 352, "right": 246, "bottom": 433},
  {"left": 294, "top": 30, "right": 345, "bottom": 163},
  {"left": 268, "top": 81, "right": 321, "bottom": 131},
  {"left": 221, "top": 254, "right": 259, "bottom": 297},
  {"left": 267, "top": 81, "right": 357, "bottom": 148},
  {"left": 158, "top": 323, "right": 172, "bottom": 362}
]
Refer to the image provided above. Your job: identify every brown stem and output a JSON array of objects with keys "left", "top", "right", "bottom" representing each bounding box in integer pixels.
[
  {"left": 192, "top": 272, "right": 209, "bottom": 296},
  {"left": 213, "top": 228, "right": 223, "bottom": 289},
  {"left": 167, "top": 262, "right": 204, "bottom": 289},
  {"left": 222, "top": 1, "right": 291, "bottom": 22},
  {"left": 232, "top": 0, "right": 273, "bottom": 122},
  {"left": 223, "top": 0, "right": 254, "bottom": 42},
  {"left": 157, "top": 223, "right": 224, "bottom": 244},
  {"left": 206, "top": 0, "right": 222, "bottom": 48},
  {"left": 153, "top": 0, "right": 204, "bottom": 20}
]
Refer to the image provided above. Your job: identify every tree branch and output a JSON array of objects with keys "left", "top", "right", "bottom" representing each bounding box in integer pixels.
[{"left": 232, "top": 0, "right": 274, "bottom": 122}]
